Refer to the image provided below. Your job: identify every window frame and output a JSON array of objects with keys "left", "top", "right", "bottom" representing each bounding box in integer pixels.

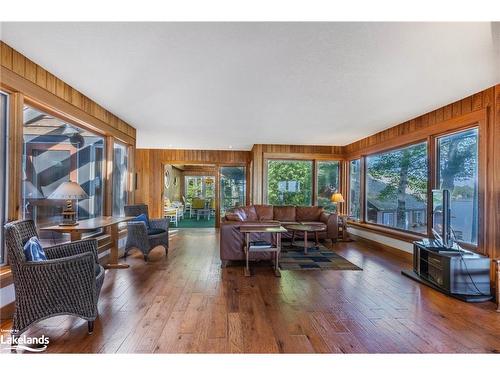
[
  {"left": 363, "top": 139, "right": 430, "bottom": 236},
  {"left": 264, "top": 158, "right": 314, "bottom": 206},
  {"left": 22, "top": 103, "right": 107, "bottom": 227},
  {"left": 315, "top": 160, "right": 341, "bottom": 211},
  {"left": 431, "top": 125, "right": 483, "bottom": 250},
  {"left": 263, "top": 157, "right": 344, "bottom": 208},
  {"left": 346, "top": 115, "right": 486, "bottom": 252},
  {"left": 347, "top": 158, "right": 362, "bottom": 221}
]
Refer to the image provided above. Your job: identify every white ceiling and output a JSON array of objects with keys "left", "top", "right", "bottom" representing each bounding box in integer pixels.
[{"left": 1, "top": 22, "right": 499, "bottom": 150}]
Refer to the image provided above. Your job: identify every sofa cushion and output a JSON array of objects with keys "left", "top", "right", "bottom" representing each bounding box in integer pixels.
[
  {"left": 254, "top": 205, "right": 274, "bottom": 221},
  {"left": 296, "top": 206, "right": 323, "bottom": 222},
  {"left": 148, "top": 228, "right": 166, "bottom": 236},
  {"left": 225, "top": 207, "right": 246, "bottom": 222},
  {"left": 134, "top": 213, "right": 150, "bottom": 229},
  {"left": 273, "top": 206, "right": 296, "bottom": 221},
  {"left": 242, "top": 206, "right": 258, "bottom": 221}
]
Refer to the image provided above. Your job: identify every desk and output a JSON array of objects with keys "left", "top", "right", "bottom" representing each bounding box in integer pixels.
[{"left": 41, "top": 216, "right": 133, "bottom": 269}]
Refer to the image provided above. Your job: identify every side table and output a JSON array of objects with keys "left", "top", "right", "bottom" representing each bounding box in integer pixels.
[{"left": 239, "top": 225, "right": 287, "bottom": 277}]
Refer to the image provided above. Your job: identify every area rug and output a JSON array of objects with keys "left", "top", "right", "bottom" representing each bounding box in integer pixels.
[
  {"left": 279, "top": 242, "right": 362, "bottom": 271},
  {"left": 176, "top": 216, "right": 215, "bottom": 228}
]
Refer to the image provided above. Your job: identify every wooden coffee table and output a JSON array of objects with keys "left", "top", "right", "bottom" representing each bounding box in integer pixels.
[{"left": 285, "top": 224, "right": 326, "bottom": 254}]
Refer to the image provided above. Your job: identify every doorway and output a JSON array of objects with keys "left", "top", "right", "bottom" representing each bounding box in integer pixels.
[
  {"left": 163, "top": 164, "right": 216, "bottom": 228},
  {"left": 162, "top": 163, "right": 247, "bottom": 228}
]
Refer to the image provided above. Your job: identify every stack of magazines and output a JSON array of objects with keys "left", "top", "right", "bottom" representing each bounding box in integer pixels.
[{"left": 249, "top": 240, "right": 272, "bottom": 249}]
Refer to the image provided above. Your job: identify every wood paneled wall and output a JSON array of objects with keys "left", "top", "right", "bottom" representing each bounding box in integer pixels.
[
  {"left": 0, "top": 41, "right": 135, "bottom": 144},
  {"left": 344, "top": 87, "right": 496, "bottom": 158},
  {"left": 134, "top": 149, "right": 251, "bottom": 219}
]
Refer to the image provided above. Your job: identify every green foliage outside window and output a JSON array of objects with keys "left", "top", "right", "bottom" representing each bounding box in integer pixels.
[
  {"left": 266, "top": 160, "right": 312, "bottom": 206},
  {"left": 317, "top": 161, "right": 339, "bottom": 211}
]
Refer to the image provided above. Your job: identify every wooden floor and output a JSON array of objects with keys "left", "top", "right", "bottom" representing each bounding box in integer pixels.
[{"left": 2, "top": 228, "right": 500, "bottom": 353}]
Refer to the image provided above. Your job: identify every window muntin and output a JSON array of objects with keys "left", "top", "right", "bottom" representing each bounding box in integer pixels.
[
  {"left": 316, "top": 161, "right": 339, "bottom": 211},
  {"left": 366, "top": 142, "right": 428, "bottom": 233},
  {"left": 436, "top": 128, "right": 479, "bottom": 245},
  {"left": 349, "top": 159, "right": 361, "bottom": 220},
  {"left": 0, "top": 92, "right": 8, "bottom": 264},
  {"left": 220, "top": 166, "right": 246, "bottom": 218},
  {"left": 266, "top": 160, "right": 313, "bottom": 206},
  {"left": 22, "top": 106, "right": 104, "bottom": 231},
  {"left": 112, "top": 142, "right": 128, "bottom": 216}
]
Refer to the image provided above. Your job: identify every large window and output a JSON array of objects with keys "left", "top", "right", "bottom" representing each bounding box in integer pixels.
[
  {"left": 366, "top": 142, "right": 428, "bottom": 233},
  {"left": 349, "top": 159, "right": 361, "bottom": 220},
  {"left": 112, "top": 141, "right": 128, "bottom": 216},
  {"left": 0, "top": 92, "right": 8, "bottom": 264},
  {"left": 266, "top": 160, "right": 313, "bottom": 206},
  {"left": 436, "top": 128, "right": 479, "bottom": 245},
  {"left": 185, "top": 175, "right": 215, "bottom": 201},
  {"left": 316, "top": 161, "right": 339, "bottom": 211},
  {"left": 220, "top": 166, "right": 246, "bottom": 218},
  {"left": 22, "top": 106, "right": 104, "bottom": 229}
]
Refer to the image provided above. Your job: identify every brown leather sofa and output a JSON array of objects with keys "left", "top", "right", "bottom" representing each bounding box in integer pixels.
[{"left": 220, "top": 205, "right": 338, "bottom": 266}]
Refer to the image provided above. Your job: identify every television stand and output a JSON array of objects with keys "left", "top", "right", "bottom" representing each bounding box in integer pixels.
[{"left": 401, "top": 240, "right": 492, "bottom": 303}]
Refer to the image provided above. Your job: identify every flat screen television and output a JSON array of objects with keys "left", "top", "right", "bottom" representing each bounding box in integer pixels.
[{"left": 432, "top": 189, "right": 453, "bottom": 248}]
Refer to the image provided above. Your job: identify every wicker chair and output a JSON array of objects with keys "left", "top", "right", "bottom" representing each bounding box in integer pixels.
[
  {"left": 124, "top": 204, "right": 169, "bottom": 261},
  {"left": 4, "top": 219, "right": 105, "bottom": 336}
]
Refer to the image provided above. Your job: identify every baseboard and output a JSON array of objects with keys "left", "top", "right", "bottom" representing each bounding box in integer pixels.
[
  {"left": 0, "top": 301, "right": 15, "bottom": 321},
  {"left": 348, "top": 233, "right": 413, "bottom": 262}
]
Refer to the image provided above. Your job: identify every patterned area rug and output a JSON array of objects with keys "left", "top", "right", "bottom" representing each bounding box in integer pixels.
[{"left": 279, "top": 241, "right": 362, "bottom": 271}]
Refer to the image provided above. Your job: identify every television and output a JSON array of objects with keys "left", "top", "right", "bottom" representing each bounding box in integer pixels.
[{"left": 432, "top": 189, "right": 453, "bottom": 249}]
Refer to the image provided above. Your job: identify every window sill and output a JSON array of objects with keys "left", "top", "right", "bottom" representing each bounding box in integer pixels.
[
  {"left": 0, "top": 265, "right": 13, "bottom": 287},
  {"left": 346, "top": 221, "right": 424, "bottom": 243}
]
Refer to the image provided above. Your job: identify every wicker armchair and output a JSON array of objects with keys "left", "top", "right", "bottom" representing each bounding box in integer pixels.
[
  {"left": 4, "top": 219, "right": 105, "bottom": 336},
  {"left": 124, "top": 204, "right": 169, "bottom": 261}
]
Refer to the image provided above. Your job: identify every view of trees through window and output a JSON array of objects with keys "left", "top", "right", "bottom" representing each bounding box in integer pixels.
[
  {"left": 220, "top": 166, "right": 246, "bottom": 218},
  {"left": 349, "top": 159, "right": 361, "bottom": 220},
  {"left": 266, "top": 160, "right": 313, "bottom": 206},
  {"left": 316, "top": 161, "right": 339, "bottom": 211},
  {"left": 437, "top": 128, "right": 479, "bottom": 244},
  {"left": 185, "top": 176, "right": 215, "bottom": 200},
  {"left": 22, "top": 106, "right": 104, "bottom": 234},
  {"left": 366, "top": 142, "right": 428, "bottom": 233}
]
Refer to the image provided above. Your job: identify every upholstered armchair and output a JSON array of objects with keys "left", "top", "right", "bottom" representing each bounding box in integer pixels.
[
  {"left": 124, "top": 204, "right": 169, "bottom": 261},
  {"left": 4, "top": 219, "right": 105, "bottom": 337}
]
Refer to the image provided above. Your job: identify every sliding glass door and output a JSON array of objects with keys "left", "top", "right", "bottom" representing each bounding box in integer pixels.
[{"left": 219, "top": 166, "right": 246, "bottom": 218}]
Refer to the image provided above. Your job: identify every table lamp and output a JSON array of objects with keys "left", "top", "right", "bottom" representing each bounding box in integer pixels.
[
  {"left": 48, "top": 181, "right": 88, "bottom": 226},
  {"left": 330, "top": 192, "right": 345, "bottom": 214}
]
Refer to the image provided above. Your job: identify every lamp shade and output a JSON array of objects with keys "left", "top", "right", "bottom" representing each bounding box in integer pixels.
[
  {"left": 48, "top": 181, "right": 88, "bottom": 200},
  {"left": 331, "top": 193, "right": 345, "bottom": 203}
]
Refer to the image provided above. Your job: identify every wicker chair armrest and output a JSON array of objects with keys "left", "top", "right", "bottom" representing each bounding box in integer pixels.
[
  {"left": 44, "top": 239, "right": 99, "bottom": 263},
  {"left": 18, "top": 252, "right": 97, "bottom": 297},
  {"left": 149, "top": 218, "right": 169, "bottom": 231}
]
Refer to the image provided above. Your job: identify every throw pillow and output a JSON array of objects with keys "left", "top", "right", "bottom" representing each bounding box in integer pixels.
[
  {"left": 23, "top": 237, "right": 47, "bottom": 262},
  {"left": 135, "top": 213, "right": 150, "bottom": 228}
]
